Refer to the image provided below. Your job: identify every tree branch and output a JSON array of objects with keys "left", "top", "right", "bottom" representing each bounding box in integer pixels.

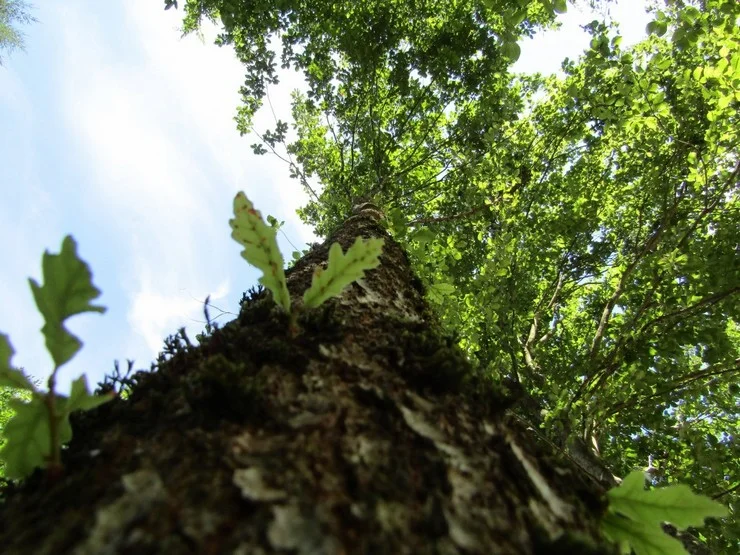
[{"left": 603, "top": 359, "right": 739, "bottom": 418}]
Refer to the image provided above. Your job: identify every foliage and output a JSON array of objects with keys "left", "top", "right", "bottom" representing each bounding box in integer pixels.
[
  {"left": 0, "top": 386, "right": 30, "bottom": 476},
  {"left": 0, "top": 0, "right": 36, "bottom": 65},
  {"left": 230, "top": 191, "right": 292, "bottom": 312},
  {"left": 175, "top": 0, "right": 557, "bottom": 142},
  {"left": 172, "top": 0, "right": 738, "bottom": 550},
  {"left": 0, "top": 236, "right": 113, "bottom": 479},
  {"left": 29, "top": 236, "right": 107, "bottom": 367},
  {"left": 602, "top": 471, "right": 728, "bottom": 554},
  {"left": 303, "top": 237, "right": 384, "bottom": 308},
  {"left": 230, "top": 191, "right": 384, "bottom": 317}
]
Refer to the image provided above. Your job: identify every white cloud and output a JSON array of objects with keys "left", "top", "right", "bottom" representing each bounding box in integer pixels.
[{"left": 128, "top": 277, "right": 230, "bottom": 354}]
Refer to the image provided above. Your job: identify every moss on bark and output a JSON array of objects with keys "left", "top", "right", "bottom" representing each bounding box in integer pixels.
[{"left": 0, "top": 209, "right": 614, "bottom": 554}]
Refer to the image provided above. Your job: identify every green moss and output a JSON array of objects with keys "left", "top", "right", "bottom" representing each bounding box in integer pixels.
[
  {"left": 183, "top": 354, "right": 266, "bottom": 425},
  {"left": 296, "top": 301, "right": 343, "bottom": 339},
  {"left": 238, "top": 295, "right": 278, "bottom": 327},
  {"left": 389, "top": 324, "right": 472, "bottom": 395}
]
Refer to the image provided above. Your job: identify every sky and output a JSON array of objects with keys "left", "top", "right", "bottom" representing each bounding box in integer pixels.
[{"left": 0, "top": 0, "right": 651, "bottom": 393}]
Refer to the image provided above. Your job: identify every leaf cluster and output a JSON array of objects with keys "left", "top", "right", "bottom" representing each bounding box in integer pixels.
[
  {"left": 602, "top": 471, "right": 728, "bottom": 554},
  {"left": 230, "top": 191, "right": 383, "bottom": 323},
  {"left": 0, "top": 236, "right": 113, "bottom": 479}
]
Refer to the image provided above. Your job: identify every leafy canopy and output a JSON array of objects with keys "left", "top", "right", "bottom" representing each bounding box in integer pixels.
[{"left": 173, "top": 0, "right": 738, "bottom": 550}]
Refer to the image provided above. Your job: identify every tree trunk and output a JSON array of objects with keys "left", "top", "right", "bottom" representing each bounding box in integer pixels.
[{"left": 0, "top": 205, "right": 613, "bottom": 554}]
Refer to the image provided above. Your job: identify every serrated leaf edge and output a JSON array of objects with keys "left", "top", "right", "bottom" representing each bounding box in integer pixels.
[
  {"left": 230, "top": 192, "right": 291, "bottom": 312},
  {"left": 302, "top": 237, "right": 384, "bottom": 308}
]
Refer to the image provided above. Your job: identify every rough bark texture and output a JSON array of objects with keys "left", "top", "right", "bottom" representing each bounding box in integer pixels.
[{"left": 0, "top": 206, "right": 614, "bottom": 554}]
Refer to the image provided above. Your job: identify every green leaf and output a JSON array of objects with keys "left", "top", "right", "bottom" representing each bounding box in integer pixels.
[
  {"left": 430, "top": 283, "right": 456, "bottom": 296},
  {"left": 646, "top": 21, "right": 667, "bottom": 37},
  {"left": 501, "top": 41, "right": 521, "bottom": 62},
  {"left": 717, "top": 94, "right": 731, "bottom": 110},
  {"left": 679, "top": 7, "right": 700, "bottom": 26},
  {"left": 608, "top": 471, "right": 728, "bottom": 529},
  {"left": 602, "top": 512, "right": 685, "bottom": 555},
  {"left": 28, "top": 236, "right": 105, "bottom": 369},
  {"left": 303, "top": 237, "right": 384, "bottom": 308},
  {"left": 552, "top": 0, "right": 567, "bottom": 14},
  {"left": 672, "top": 28, "right": 688, "bottom": 49},
  {"left": 411, "top": 227, "right": 436, "bottom": 246},
  {"left": 0, "top": 334, "right": 36, "bottom": 391},
  {"left": 67, "top": 375, "right": 114, "bottom": 413},
  {"left": 230, "top": 191, "right": 291, "bottom": 312},
  {"left": 0, "top": 395, "right": 51, "bottom": 479},
  {"left": 0, "top": 377, "right": 112, "bottom": 479},
  {"left": 504, "top": 9, "right": 527, "bottom": 27},
  {"left": 266, "top": 214, "right": 284, "bottom": 229},
  {"left": 388, "top": 207, "right": 406, "bottom": 235}
]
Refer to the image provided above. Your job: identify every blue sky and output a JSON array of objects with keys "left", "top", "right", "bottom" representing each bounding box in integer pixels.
[{"left": 0, "top": 0, "right": 649, "bottom": 393}]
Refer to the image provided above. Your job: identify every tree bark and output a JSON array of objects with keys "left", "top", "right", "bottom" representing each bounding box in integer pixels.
[{"left": 0, "top": 206, "right": 614, "bottom": 554}]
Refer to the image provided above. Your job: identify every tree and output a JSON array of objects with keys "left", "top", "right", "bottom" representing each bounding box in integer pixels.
[
  {"left": 0, "top": 204, "right": 623, "bottom": 553},
  {"left": 0, "top": 0, "right": 36, "bottom": 65},
  {"left": 168, "top": 0, "right": 738, "bottom": 550},
  {"left": 0, "top": 0, "right": 736, "bottom": 552}
]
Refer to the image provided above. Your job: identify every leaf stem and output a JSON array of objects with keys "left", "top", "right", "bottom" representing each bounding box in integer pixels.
[
  {"left": 45, "top": 369, "right": 62, "bottom": 474},
  {"left": 288, "top": 307, "right": 301, "bottom": 338}
]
